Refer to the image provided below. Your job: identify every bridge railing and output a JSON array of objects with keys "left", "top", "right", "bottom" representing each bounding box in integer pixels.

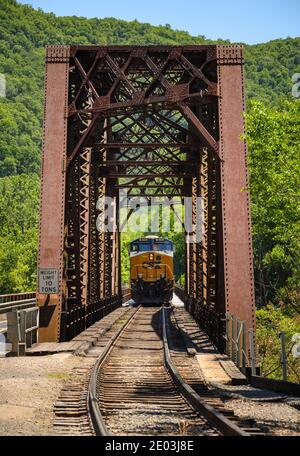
[
  {"left": 174, "top": 285, "right": 185, "bottom": 303},
  {"left": 224, "top": 313, "right": 248, "bottom": 373},
  {"left": 224, "top": 313, "right": 257, "bottom": 375},
  {"left": 62, "top": 287, "right": 132, "bottom": 341},
  {"left": 1, "top": 288, "right": 132, "bottom": 355},
  {"left": 0, "top": 292, "right": 37, "bottom": 314},
  {"left": 6, "top": 306, "right": 39, "bottom": 356},
  {"left": 174, "top": 285, "right": 226, "bottom": 353},
  {"left": 121, "top": 286, "right": 131, "bottom": 303},
  {"left": 174, "top": 286, "right": 258, "bottom": 373},
  {"left": 0, "top": 292, "right": 38, "bottom": 356}
]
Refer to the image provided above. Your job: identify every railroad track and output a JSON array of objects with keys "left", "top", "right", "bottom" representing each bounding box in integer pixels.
[
  {"left": 54, "top": 306, "right": 137, "bottom": 435},
  {"left": 164, "top": 308, "right": 263, "bottom": 436},
  {"left": 88, "top": 305, "right": 264, "bottom": 436}
]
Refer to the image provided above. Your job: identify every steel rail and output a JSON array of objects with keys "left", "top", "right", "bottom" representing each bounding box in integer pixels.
[
  {"left": 161, "top": 306, "right": 250, "bottom": 437},
  {"left": 88, "top": 305, "right": 141, "bottom": 436},
  {"left": 88, "top": 304, "right": 254, "bottom": 437}
]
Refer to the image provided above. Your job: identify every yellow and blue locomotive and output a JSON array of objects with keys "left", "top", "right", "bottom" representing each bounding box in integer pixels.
[{"left": 130, "top": 236, "right": 174, "bottom": 304}]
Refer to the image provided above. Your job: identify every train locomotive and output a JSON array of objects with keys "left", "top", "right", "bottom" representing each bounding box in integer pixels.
[{"left": 129, "top": 236, "right": 174, "bottom": 304}]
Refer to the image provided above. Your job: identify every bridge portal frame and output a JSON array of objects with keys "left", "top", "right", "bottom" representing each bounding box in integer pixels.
[{"left": 37, "top": 44, "right": 255, "bottom": 364}]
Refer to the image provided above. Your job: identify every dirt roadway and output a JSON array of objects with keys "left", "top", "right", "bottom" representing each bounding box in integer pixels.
[{"left": 0, "top": 353, "right": 80, "bottom": 436}]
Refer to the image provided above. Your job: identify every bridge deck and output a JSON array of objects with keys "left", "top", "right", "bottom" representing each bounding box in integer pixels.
[
  {"left": 27, "top": 306, "right": 130, "bottom": 355},
  {"left": 27, "top": 300, "right": 246, "bottom": 386}
]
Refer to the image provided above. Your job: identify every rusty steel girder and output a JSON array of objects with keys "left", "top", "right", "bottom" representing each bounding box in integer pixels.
[{"left": 37, "top": 44, "right": 255, "bottom": 364}]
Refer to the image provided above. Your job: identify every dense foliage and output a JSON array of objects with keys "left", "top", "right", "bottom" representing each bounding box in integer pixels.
[
  {"left": 0, "top": 0, "right": 299, "bottom": 380},
  {"left": 0, "top": 0, "right": 299, "bottom": 178},
  {"left": 247, "top": 99, "right": 300, "bottom": 381},
  {"left": 256, "top": 305, "right": 300, "bottom": 383},
  {"left": 247, "top": 99, "right": 300, "bottom": 308},
  {"left": 0, "top": 174, "right": 39, "bottom": 292}
]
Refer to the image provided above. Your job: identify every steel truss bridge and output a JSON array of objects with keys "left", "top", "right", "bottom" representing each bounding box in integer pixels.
[{"left": 37, "top": 44, "right": 256, "bottom": 364}]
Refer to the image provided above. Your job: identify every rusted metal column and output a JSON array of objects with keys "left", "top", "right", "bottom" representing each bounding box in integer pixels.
[
  {"left": 217, "top": 45, "right": 256, "bottom": 360},
  {"left": 200, "top": 148, "right": 208, "bottom": 308},
  {"left": 190, "top": 177, "right": 197, "bottom": 301},
  {"left": 184, "top": 234, "right": 190, "bottom": 298},
  {"left": 215, "top": 158, "right": 225, "bottom": 314},
  {"left": 37, "top": 46, "right": 70, "bottom": 342},
  {"left": 195, "top": 162, "right": 202, "bottom": 303},
  {"left": 88, "top": 148, "right": 101, "bottom": 305},
  {"left": 97, "top": 145, "right": 107, "bottom": 300},
  {"left": 115, "top": 194, "right": 122, "bottom": 296}
]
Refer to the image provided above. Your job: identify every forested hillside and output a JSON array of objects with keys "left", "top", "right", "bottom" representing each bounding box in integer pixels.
[
  {"left": 0, "top": 0, "right": 299, "bottom": 380},
  {"left": 0, "top": 0, "right": 299, "bottom": 176}
]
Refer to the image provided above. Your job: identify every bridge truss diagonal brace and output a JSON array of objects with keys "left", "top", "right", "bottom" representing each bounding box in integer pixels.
[
  {"left": 217, "top": 45, "right": 256, "bottom": 364},
  {"left": 37, "top": 46, "right": 70, "bottom": 342}
]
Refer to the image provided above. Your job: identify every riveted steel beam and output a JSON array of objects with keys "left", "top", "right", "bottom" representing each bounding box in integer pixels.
[
  {"left": 37, "top": 45, "right": 70, "bottom": 342},
  {"left": 217, "top": 44, "right": 256, "bottom": 362}
]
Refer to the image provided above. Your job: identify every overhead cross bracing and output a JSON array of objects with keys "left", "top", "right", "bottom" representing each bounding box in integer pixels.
[{"left": 67, "top": 47, "right": 219, "bottom": 204}]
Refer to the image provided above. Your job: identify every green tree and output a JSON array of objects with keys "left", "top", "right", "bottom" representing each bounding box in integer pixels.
[
  {"left": 247, "top": 99, "right": 300, "bottom": 307},
  {"left": 256, "top": 304, "right": 300, "bottom": 383},
  {"left": 0, "top": 173, "right": 39, "bottom": 292}
]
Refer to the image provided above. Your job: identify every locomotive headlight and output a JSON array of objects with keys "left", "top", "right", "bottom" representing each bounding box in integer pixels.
[{"left": 149, "top": 253, "right": 154, "bottom": 261}]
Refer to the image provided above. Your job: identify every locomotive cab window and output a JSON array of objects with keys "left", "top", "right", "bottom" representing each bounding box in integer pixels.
[
  {"left": 138, "top": 243, "right": 152, "bottom": 251},
  {"left": 153, "top": 242, "right": 173, "bottom": 251},
  {"left": 130, "top": 242, "right": 152, "bottom": 252}
]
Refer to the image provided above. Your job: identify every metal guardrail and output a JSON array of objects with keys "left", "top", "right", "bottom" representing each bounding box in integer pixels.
[
  {"left": 0, "top": 292, "right": 36, "bottom": 314},
  {"left": 174, "top": 286, "right": 257, "bottom": 374},
  {"left": 6, "top": 306, "right": 39, "bottom": 356},
  {"left": 174, "top": 286, "right": 225, "bottom": 353},
  {"left": 19, "top": 307, "right": 39, "bottom": 349},
  {"left": 121, "top": 286, "right": 131, "bottom": 303},
  {"left": 174, "top": 285, "right": 185, "bottom": 303},
  {"left": 224, "top": 312, "right": 257, "bottom": 375},
  {"left": 0, "top": 292, "right": 38, "bottom": 356},
  {"left": 0, "top": 292, "right": 36, "bottom": 303},
  {"left": 1, "top": 288, "right": 131, "bottom": 355},
  {"left": 224, "top": 312, "right": 248, "bottom": 373}
]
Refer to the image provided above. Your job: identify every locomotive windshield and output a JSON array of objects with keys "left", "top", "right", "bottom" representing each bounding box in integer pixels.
[
  {"left": 153, "top": 241, "right": 173, "bottom": 251},
  {"left": 131, "top": 242, "right": 151, "bottom": 252},
  {"left": 130, "top": 238, "right": 173, "bottom": 252}
]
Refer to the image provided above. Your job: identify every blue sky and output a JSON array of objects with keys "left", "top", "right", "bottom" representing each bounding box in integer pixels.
[{"left": 17, "top": 0, "right": 299, "bottom": 44}]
